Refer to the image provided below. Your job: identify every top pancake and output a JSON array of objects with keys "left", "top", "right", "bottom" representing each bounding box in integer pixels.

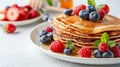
[{"left": 55, "top": 14, "right": 120, "bottom": 34}]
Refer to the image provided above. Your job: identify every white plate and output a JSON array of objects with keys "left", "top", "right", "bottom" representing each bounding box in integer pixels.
[
  {"left": 29, "top": 22, "right": 120, "bottom": 65},
  {"left": 0, "top": 16, "right": 41, "bottom": 26}
]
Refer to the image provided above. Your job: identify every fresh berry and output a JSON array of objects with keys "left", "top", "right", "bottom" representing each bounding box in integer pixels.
[
  {"left": 45, "top": 27, "right": 53, "bottom": 32},
  {"left": 73, "top": 4, "right": 86, "bottom": 15},
  {"left": 40, "top": 35, "right": 52, "bottom": 44},
  {"left": 86, "top": 5, "right": 96, "bottom": 13},
  {"left": 64, "top": 9, "right": 73, "bottom": 16},
  {"left": 22, "top": 5, "right": 32, "bottom": 11},
  {"left": 47, "top": 32, "right": 53, "bottom": 38},
  {"left": 64, "top": 48, "right": 73, "bottom": 55},
  {"left": 6, "top": 7, "right": 20, "bottom": 21},
  {"left": 29, "top": 10, "right": 39, "bottom": 19},
  {"left": 117, "top": 43, "right": 120, "bottom": 49},
  {"left": 19, "top": 8, "right": 29, "bottom": 20},
  {"left": 50, "top": 40, "right": 65, "bottom": 53},
  {"left": 89, "top": 11, "right": 100, "bottom": 22},
  {"left": 101, "top": 4, "right": 109, "bottom": 14},
  {"left": 110, "top": 46, "right": 120, "bottom": 57},
  {"left": 94, "top": 49, "right": 102, "bottom": 58},
  {"left": 98, "top": 42, "right": 109, "bottom": 52},
  {"left": 78, "top": 47, "right": 91, "bottom": 58},
  {"left": 39, "top": 30, "right": 48, "bottom": 37},
  {"left": 79, "top": 10, "right": 89, "bottom": 20},
  {"left": 0, "top": 13, "right": 6, "bottom": 20},
  {"left": 102, "top": 51, "right": 114, "bottom": 58},
  {"left": 3, "top": 24, "right": 16, "bottom": 33},
  {"left": 97, "top": 9, "right": 106, "bottom": 19}
]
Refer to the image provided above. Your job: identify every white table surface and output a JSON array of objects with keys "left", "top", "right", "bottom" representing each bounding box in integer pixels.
[{"left": 0, "top": 0, "right": 120, "bottom": 67}]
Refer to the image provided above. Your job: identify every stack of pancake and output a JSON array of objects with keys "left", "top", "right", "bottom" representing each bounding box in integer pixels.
[{"left": 52, "top": 14, "right": 120, "bottom": 49}]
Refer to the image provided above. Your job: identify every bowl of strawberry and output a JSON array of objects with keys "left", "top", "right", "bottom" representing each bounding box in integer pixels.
[{"left": 0, "top": 4, "right": 41, "bottom": 26}]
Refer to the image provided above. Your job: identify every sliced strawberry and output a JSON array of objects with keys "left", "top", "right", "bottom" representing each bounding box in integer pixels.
[
  {"left": 29, "top": 10, "right": 39, "bottom": 19},
  {"left": 3, "top": 24, "right": 16, "bottom": 33},
  {"left": 7, "top": 7, "right": 20, "bottom": 21},
  {"left": 19, "top": 8, "right": 29, "bottom": 20},
  {"left": 0, "top": 13, "right": 6, "bottom": 20}
]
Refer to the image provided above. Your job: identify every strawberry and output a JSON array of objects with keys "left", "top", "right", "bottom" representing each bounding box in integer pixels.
[
  {"left": 6, "top": 7, "right": 20, "bottom": 21},
  {"left": 22, "top": 5, "right": 32, "bottom": 11},
  {"left": 50, "top": 40, "right": 65, "bottom": 53},
  {"left": 73, "top": 4, "right": 86, "bottom": 15},
  {"left": 110, "top": 46, "right": 120, "bottom": 57},
  {"left": 78, "top": 47, "right": 91, "bottom": 58},
  {"left": 29, "top": 10, "right": 39, "bottom": 19},
  {"left": 3, "top": 24, "right": 16, "bottom": 33},
  {"left": 19, "top": 8, "right": 29, "bottom": 20},
  {"left": 98, "top": 42, "right": 109, "bottom": 52},
  {"left": 97, "top": 9, "right": 106, "bottom": 19},
  {"left": 45, "top": 27, "right": 53, "bottom": 32},
  {"left": 0, "top": 13, "right": 6, "bottom": 21}
]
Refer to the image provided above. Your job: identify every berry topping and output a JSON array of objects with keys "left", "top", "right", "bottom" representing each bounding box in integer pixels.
[
  {"left": 94, "top": 49, "right": 102, "bottom": 58},
  {"left": 117, "top": 43, "right": 120, "bottom": 49},
  {"left": 110, "top": 46, "right": 120, "bottom": 57},
  {"left": 6, "top": 7, "right": 20, "bottom": 21},
  {"left": 3, "top": 24, "right": 16, "bottom": 33},
  {"left": 64, "top": 48, "right": 73, "bottom": 55},
  {"left": 97, "top": 9, "right": 106, "bottom": 19},
  {"left": 50, "top": 40, "right": 65, "bottom": 53},
  {"left": 78, "top": 47, "right": 91, "bottom": 58},
  {"left": 40, "top": 35, "right": 52, "bottom": 44},
  {"left": 102, "top": 51, "right": 114, "bottom": 58},
  {"left": 86, "top": 5, "right": 96, "bottom": 13},
  {"left": 73, "top": 4, "right": 86, "bottom": 15},
  {"left": 45, "top": 26, "right": 53, "bottom": 32},
  {"left": 39, "top": 30, "right": 48, "bottom": 37},
  {"left": 98, "top": 42, "right": 109, "bottom": 52},
  {"left": 64, "top": 9, "right": 73, "bottom": 16},
  {"left": 47, "top": 32, "right": 53, "bottom": 38},
  {"left": 79, "top": 10, "right": 89, "bottom": 20},
  {"left": 89, "top": 11, "right": 100, "bottom": 22},
  {"left": 102, "top": 4, "right": 109, "bottom": 14}
]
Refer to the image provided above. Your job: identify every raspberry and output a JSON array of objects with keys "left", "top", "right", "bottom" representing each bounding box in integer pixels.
[
  {"left": 110, "top": 46, "right": 120, "bottom": 57},
  {"left": 101, "top": 4, "right": 109, "bottom": 14},
  {"left": 45, "top": 27, "right": 53, "bottom": 32},
  {"left": 50, "top": 40, "right": 65, "bottom": 53},
  {"left": 78, "top": 47, "right": 91, "bottom": 58},
  {"left": 73, "top": 4, "right": 86, "bottom": 15},
  {"left": 98, "top": 42, "right": 109, "bottom": 52},
  {"left": 97, "top": 9, "right": 106, "bottom": 19}
]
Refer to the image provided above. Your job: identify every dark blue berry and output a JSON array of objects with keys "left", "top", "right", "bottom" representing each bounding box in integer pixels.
[
  {"left": 94, "top": 49, "right": 102, "bottom": 58},
  {"left": 64, "top": 48, "right": 73, "bottom": 55},
  {"left": 39, "top": 30, "right": 48, "bottom": 37},
  {"left": 102, "top": 51, "right": 114, "bottom": 58},
  {"left": 89, "top": 11, "right": 100, "bottom": 22},
  {"left": 86, "top": 5, "right": 96, "bottom": 13},
  {"left": 117, "top": 43, "right": 120, "bottom": 49},
  {"left": 79, "top": 10, "right": 89, "bottom": 19},
  {"left": 64, "top": 9, "right": 73, "bottom": 16},
  {"left": 40, "top": 35, "right": 52, "bottom": 44},
  {"left": 47, "top": 32, "right": 53, "bottom": 38}
]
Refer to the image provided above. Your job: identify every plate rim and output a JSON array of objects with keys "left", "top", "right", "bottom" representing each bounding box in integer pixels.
[{"left": 29, "top": 22, "right": 120, "bottom": 65}]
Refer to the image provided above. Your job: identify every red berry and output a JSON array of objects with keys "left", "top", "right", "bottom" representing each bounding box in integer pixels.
[
  {"left": 22, "top": 5, "right": 32, "bottom": 11},
  {"left": 110, "top": 46, "right": 120, "bottom": 57},
  {"left": 19, "top": 8, "right": 29, "bottom": 20},
  {"left": 73, "top": 4, "right": 86, "bottom": 15},
  {"left": 7, "top": 7, "right": 20, "bottom": 21},
  {"left": 78, "top": 47, "right": 91, "bottom": 58},
  {"left": 29, "top": 10, "right": 39, "bottom": 19},
  {"left": 98, "top": 42, "right": 109, "bottom": 52},
  {"left": 3, "top": 24, "right": 16, "bottom": 33},
  {"left": 45, "top": 27, "right": 53, "bottom": 32},
  {"left": 101, "top": 4, "right": 109, "bottom": 14},
  {"left": 97, "top": 9, "right": 106, "bottom": 19},
  {"left": 50, "top": 40, "right": 65, "bottom": 53},
  {"left": 0, "top": 13, "right": 6, "bottom": 21},
  {"left": 11, "top": 4, "right": 19, "bottom": 8}
]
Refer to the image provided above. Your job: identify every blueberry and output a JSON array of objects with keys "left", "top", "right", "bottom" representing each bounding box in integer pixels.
[
  {"left": 79, "top": 10, "right": 89, "bottom": 19},
  {"left": 89, "top": 11, "right": 100, "bottom": 22},
  {"left": 94, "top": 49, "right": 103, "bottom": 58},
  {"left": 64, "top": 48, "right": 73, "bottom": 55},
  {"left": 102, "top": 51, "right": 114, "bottom": 58},
  {"left": 47, "top": 32, "right": 53, "bottom": 38},
  {"left": 86, "top": 5, "right": 96, "bottom": 13},
  {"left": 39, "top": 30, "right": 48, "bottom": 37},
  {"left": 117, "top": 43, "right": 120, "bottom": 49},
  {"left": 40, "top": 35, "right": 52, "bottom": 44},
  {"left": 64, "top": 9, "right": 73, "bottom": 16}
]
